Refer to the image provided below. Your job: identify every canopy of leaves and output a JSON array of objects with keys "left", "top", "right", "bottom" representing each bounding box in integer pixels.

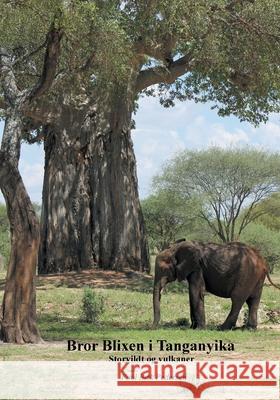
[
  {"left": 154, "top": 147, "right": 280, "bottom": 242},
  {"left": 0, "top": 0, "right": 132, "bottom": 107},
  {"left": 142, "top": 191, "right": 197, "bottom": 251},
  {"left": 142, "top": 190, "right": 215, "bottom": 251},
  {"left": 250, "top": 192, "right": 280, "bottom": 231},
  {"left": 1, "top": 0, "right": 280, "bottom": 123},
  {"left": 153, "top": 0, "right": 280, "bottom": 124},
  {"left": 240, "top": 222, "right": 280, "bottom": 272}
]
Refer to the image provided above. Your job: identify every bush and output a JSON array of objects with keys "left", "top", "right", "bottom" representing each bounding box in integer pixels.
[
  {"left": 240, "top": 223, "right": 280, "bottom": 273},
  {"left": 141, "top": 191, "right": 202, "bottom": 252},
  {"left": 81, "top": 287, "right": 105, "bottom": 323}
]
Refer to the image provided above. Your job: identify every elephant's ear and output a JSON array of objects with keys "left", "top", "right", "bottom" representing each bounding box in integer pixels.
[
  {"left": 174, "top": 259, "right": 188, "bottom": 281},
  {"left": 174, "top": 242, "right": 203, "bottom": 281}
]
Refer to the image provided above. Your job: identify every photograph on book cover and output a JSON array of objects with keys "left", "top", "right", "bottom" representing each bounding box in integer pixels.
[{"left": 0, "top": 1, "right": 279, "bottom": 399}]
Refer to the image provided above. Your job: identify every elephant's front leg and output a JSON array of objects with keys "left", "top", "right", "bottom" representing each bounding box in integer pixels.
[{"left": 188, "top": 271, "right": 206, "bottom": 329}]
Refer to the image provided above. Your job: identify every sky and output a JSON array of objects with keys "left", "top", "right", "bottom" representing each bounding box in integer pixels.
[{"left": 0, "top": 96, "right": 280, "bottom": 203}]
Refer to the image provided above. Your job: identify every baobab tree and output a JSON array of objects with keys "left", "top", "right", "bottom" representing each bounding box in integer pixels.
[
  {"left": 2, "top": 1, "right": 150, "bottom": 275},
  {"left": 39, "top": 0, "right": 280, "bottom": 273},
  {"left": 2, "top": 1, "right": 280, "bottom": 277},
  {"left": 1, "top": 0, "right": 280, "bottom": 343}
]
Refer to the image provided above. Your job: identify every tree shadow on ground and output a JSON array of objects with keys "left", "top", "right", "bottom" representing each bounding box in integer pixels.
[
  {"left": 38, "top": 314, "right": 195, "bottom": 340},
  {"left": 38, "top": 314, "right": 154, "bottom": 337},
  {"left": 37, "top": 268, "right": 190, "bottom": 293},
  {"left": 37, "top": 268, "right": 154, "bottom": 293},
  {"left": 0, "top": 269, "right": 189, "bottom": 293}
]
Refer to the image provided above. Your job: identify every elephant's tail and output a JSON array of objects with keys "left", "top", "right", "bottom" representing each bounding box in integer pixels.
[{"left": 266, "top": 271, "right": 280, "bottom": 290}]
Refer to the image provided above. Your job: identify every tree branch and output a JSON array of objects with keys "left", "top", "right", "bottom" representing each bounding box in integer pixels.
[
  {"left": 27, "top": 26, "right": 63, "bottom": 103},
  {"left": 134, "top": 33, "right": 177, "bottom": 64},
  {"left": 23, "top": 127, "right": 46, "bottom": 144},
  {"left": 0, "top": 48, "right": 20, "bottom": 106},
  {"left": 135, "top": 54, "right": 192, "bottom": 92},
  {"left": 238, "top": 192, "right": 265, "bottom": 235},
  {"left": 12, "top": 38, "right": 48, "bottom": 67}
]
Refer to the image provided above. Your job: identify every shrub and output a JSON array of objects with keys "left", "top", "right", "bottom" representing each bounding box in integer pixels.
[
  {"left": 240, "top": 223, "right": 280, "bottom": 273},
  {"left": 81, "top": 287, "right": 105, "bottom": 323}
]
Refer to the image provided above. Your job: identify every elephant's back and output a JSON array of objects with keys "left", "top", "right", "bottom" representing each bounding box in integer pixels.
[{"left": 201, "top": 242, "right": 263, "bottom": 298}]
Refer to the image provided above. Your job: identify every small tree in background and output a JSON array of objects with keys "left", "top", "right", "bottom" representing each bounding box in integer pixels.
[
  {"left": 155, "top": 148, "right": 280, "bottom": 242},
  {"left": 142, "top": 191, "right": 214, "bottom": 251},
  {"left": 251, "top": 192, "right": 280, "bottom": 232},
  {"left": 142, "top": 191, "right": 195, "bottom": 251},
  {"left": 240, "top": 223, "right": 280, "bottom": 273}
]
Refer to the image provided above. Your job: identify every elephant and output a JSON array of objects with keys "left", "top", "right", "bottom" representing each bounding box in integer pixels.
[{"left": 153, "top": 240, "right": 280, "bottom": 330}]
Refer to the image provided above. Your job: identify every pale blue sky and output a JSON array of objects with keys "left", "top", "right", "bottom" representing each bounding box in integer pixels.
[{"left": 0, "top": 97, "right": 280, "bottom": 203}]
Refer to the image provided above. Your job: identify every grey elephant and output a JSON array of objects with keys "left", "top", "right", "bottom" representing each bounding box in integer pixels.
[{"left": 153, "top": 240, "right": 279, "bottom": 330}]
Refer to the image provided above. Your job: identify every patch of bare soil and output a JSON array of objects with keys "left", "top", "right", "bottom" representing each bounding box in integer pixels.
[{"left": 36, "top": 268, "right": 153, "bottom": 291}]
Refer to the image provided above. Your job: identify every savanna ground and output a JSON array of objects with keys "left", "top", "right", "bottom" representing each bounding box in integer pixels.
[{"left": 0, "top": 262, "right": 279, "bottom": 361}]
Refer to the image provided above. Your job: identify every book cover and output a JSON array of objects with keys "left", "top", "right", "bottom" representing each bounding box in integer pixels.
[{"left": 0, "top": 1, "right": 279, "bottom": 399}]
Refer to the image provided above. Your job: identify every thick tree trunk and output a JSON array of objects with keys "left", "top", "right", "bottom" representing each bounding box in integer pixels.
[
  {"left": 38, "top": 112, "right": 95, "bottom": 274},
  {"left": 39, "top": 91, "right": 150, "bottom": 273},
  {"left": 89, "top": 100, "right": 149, "bottom": 271},
  {"left": 0, "top": 151, "right": 41, "bottom": 343},
  {"left": 0, "top": 33, "right": 62, "bottom": 342}
]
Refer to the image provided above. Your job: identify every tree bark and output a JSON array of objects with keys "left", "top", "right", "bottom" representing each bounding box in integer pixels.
[
  {"left": 0, "top": 121, "right": 41, "bottom": 343},
  {"left": 0, "top": 27, "right": 62, "bottom": 343},
  {"left": 39, "top": 91, "right": 150, "bottom": 273},
  {"left": 38, "top": 110, "right": 95, "bottom": 273},
  {"left": 89, "top": 95, "right": 149, "bottom": 272}
]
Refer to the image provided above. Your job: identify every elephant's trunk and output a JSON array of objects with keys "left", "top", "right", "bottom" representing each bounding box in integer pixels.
[{"left": 152, "top": 276, "right": 167, "bottom": 328}]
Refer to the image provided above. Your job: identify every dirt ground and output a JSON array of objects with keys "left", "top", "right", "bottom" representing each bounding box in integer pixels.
[{"left": 37, "top": 268, "right": 153, "bottom": 289}]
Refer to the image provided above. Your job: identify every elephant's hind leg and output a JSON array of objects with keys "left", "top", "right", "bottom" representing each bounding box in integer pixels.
[
  {"left": 245, "top": 286, "right": 263, "bottom": 330},
  {"left": 219, "top": 296, "right": 246, "bottom": 330},
  {"left": 246, "top": 297, "right": 260, "bottom": 330}
]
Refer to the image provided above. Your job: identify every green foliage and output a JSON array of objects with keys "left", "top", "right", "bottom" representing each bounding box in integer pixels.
[
  {"left": 80, "top": 287, "right": 105, "bottom": 323},
  {"left": 141, "top": 191, "right": 199, "bottom": 251},
  {"left": 0, "top": 0, "right": 64, "bottom": 91},
  {"left": 155, "top": 147, "right": 280, "bottom": 242},
  {"left": 1, "top": 1, "right": 280, "bottom": 123},
  {"left": 0, "top": 0, "right": 62, "bottom": 49},
  {"left": 252, "top": 193, "right": 280, "bottom": 232},
  {"left": 240, "top": 223, "right": 280, "bottom": 273},
  {"left": 1, "top": 270, "right": 280, "bottom": 358},
  {"left": 0, "top": 0, "right": 132, "bottom": 102},
  {"left": 154, "top": 0, "right": 280, "bottom": 124},
  {"left": 0, "top": 204, "right": 10, "bottom": 270}
]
